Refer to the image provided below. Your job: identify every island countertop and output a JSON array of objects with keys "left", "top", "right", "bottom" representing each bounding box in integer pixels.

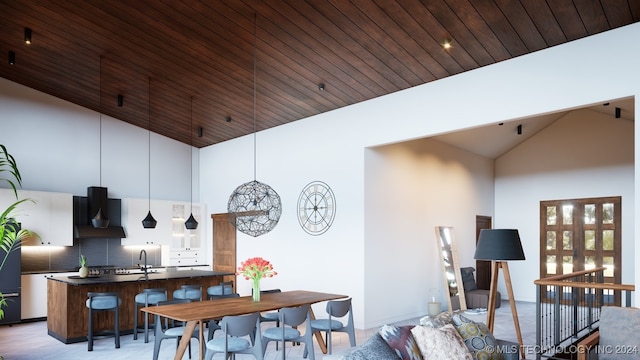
[
  {"left": 49, "top": 269, "right": 234, "bottom": 285},
  {"left": 47, "top": 269, "right": 236, "bottom": 344}
]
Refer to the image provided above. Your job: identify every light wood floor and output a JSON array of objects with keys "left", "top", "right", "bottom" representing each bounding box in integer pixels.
[{"left": 0, "top": 300, "right": 536, "bottom": 359}]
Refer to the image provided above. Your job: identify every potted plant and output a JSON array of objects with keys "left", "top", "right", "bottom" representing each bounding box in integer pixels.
[
  {"left": 0, "top": 145, "right": 36, "bottom": 321},
  {"left": 79, "top": 255, "right": 89, "bottom": 278}
]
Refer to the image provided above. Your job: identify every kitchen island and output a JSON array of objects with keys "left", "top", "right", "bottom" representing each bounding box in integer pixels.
[{"left": 47, "top": 269, "right": 235, "bottom": 343}]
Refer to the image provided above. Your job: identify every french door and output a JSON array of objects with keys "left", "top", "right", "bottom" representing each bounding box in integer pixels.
[{"left": 540, "top": 196, "right": 621, "bottom": 305}]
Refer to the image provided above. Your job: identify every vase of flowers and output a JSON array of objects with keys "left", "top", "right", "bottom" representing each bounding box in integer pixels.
[{"left": 237, "top": 257, "right": 277, "bottom": 302}]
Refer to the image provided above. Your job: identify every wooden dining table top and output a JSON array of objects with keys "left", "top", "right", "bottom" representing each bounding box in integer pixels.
[
  {"left": 141, "top": 289, "right": 348, "bottom": 322},
  {"left": 141, "top": 290, "right": 349, "bottom": 360}
]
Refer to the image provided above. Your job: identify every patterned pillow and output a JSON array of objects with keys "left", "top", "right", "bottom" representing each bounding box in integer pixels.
[
  {"left": 411, "top": 324, "right": 472, "bottom": 360},
  {"left": 378, "top": 325, "right": 423, "bottom": 360},
  {"left": 420, "top": 311, "right": 454, "bottom": 328},
  {"left": 451, "top": 313, "right": 504, "bottom": 360}
]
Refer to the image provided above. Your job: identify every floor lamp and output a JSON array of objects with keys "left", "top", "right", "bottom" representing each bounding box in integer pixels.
[{"left": 474, "top": 229, "right": 526, "bottom": 359}]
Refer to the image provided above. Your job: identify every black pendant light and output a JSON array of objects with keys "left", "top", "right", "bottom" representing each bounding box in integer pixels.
[
  {"left": 92, "top": 56, "right": 109, "bottom": 229},
  {"left": 142, "top": 76, "right": 157, "bottom": 229},
  {"left": 185, "top": 96, "right": 198, "bottom": 230}
]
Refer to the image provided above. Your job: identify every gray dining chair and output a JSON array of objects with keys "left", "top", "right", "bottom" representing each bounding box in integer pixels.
[
  {"left": 207, "top": 292, "right": 241, "bottom": 341},
  {"left": 133, "top": 287, "right": 168, "bottom": 343},
  {"left": 152, "top": 299, "right": 200, "bottom": 360},
  {"left": 262, "top": 304, "right": 315, "bottom": 360},
  {"left": 173, "top": 284, "right": 203, "bottom": 301},
  {"left": 86, "top": 291, "right": 121, "bottom": 352},
  {"left": 308, "top": 298, "right": 356, "bottom": 354},
  {"left": 204, "top": 312, "right": 263, "bottom": 360}
]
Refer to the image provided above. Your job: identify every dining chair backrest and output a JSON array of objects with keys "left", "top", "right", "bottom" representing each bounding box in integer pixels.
[
  {"left": 327, "top": 298, "right": 352, "bottom": 318},
  {"left": 280, "top": 304, "right": 311, "bottom": 327},
  {"left": 221, "top": 312, "right": 261, "bottom": 338}
]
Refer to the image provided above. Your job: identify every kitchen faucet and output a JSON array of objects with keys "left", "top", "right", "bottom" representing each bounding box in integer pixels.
[{"left": 139, "top": 249, "right": 148, "bottom": 279}]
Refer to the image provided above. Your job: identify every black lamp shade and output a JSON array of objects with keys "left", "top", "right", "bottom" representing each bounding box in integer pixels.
[
  {"left": 142, "top": 210, "right": 157, "bottom": 229},
  {"left": 91, "top": 208, "right": 110, "bottom": 228},
  {"left": 184, "top": 213, "right": 198, "bottom": 230},
  {"left": 474, "top": 229, "right": 525, "bottom": 261}
]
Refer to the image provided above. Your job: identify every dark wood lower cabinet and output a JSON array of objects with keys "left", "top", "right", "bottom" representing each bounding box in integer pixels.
[{"left": 47, "top": 272, "right": 230, "bottom": 343}]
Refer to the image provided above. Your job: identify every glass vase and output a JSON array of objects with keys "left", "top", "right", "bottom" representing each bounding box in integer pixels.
[{"left": 252, "top": 278, "right": 261, "bottom": 302}]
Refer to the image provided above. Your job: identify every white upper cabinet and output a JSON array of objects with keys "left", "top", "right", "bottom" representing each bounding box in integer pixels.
[
  {"left": 0, "top": 189, "right": 73, "bottom": 246},
  {"left": 121, "top": 198, "right": 172, "bottom": 246}
]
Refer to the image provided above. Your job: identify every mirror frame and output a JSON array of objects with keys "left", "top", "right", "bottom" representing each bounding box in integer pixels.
[{"left": 435, "top": 226, "right": 467, "bottom": 312}]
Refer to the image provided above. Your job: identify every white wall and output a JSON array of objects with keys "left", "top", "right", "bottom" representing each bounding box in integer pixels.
[
  {"left": 364, "top": 138, "right": 494, "bottom": 326},
  {"left": 495, "top": 108, "right": 635, "bottom": 302},
  {"left": 1, "top": 23, "right": 639, "bottom": 330},
  {"left": 201, "top": 23, "right": 640, "bottom": 328}
]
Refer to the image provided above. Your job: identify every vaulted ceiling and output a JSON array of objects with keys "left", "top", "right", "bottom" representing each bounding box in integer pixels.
[{"left": 1, "top": 1, "right": 638, "bottom": 148}]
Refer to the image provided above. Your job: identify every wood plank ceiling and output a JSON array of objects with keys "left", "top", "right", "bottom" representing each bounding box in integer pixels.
[{"left": 1, "top": 1, "right": 638, "bottom": 148}]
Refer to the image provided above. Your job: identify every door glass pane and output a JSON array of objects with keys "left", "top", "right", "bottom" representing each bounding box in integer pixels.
[
  {"left": 602, "top": 230, "right": 614, "bottom": 251},
  {"left": 547, "top": 206, "right": 557, "bottom": 225},
  {"left": 584, "top": 204, "right": 596, "bottom": 224},
  {"left": 547, "top": 231, "right": 556, "bottom": 250},
  {"left": 603, "top": 257, "right": 614, "bottom": 277},
  {"left": 584, "top": 256, "right": 595, "bottom": 270},
  {"left": 562, "top": 256, "right": 573, "bottom": 274},
  {"left": 584, "top": 230, "right": 595, "bottom": 250},
  {"left": 602, "top": 203, "right": 614, "bottom": 224},
  {"left": 547, "top": 255, "right": 556, "bottom": 274},
  {"left": 562, "top": 231, "right": 572, "bottom": 250},
  {"left": 562, "top": 204, "right": 573, "bottom": 225}
]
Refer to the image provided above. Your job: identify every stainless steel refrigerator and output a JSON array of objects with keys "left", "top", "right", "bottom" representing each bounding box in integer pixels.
[{"left": 0, "top": 230, "right": 21, "bottom": 325}]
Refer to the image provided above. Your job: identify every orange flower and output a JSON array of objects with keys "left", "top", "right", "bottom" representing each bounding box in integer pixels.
[{"left": 237, "top": 257, "right": 277, "bottom": 281}]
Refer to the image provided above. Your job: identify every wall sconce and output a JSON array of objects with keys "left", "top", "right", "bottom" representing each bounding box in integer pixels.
[
  {"left": 24, "top": 28, "right": 32, "bottom": 45},
  {"left": 8, "top": 51, "right": 15, "bottom": 65}
]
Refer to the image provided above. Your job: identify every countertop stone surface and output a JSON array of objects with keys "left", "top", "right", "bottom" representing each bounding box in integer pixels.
[{"left": 48, "top": 269, "right": 234, "bottom": 285}]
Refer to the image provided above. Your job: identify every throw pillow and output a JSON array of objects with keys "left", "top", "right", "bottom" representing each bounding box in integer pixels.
[
  {"left": 460, "top": 267, "right": 478, "bottom": 291},
  {"left": 420, "top": 310, "right": 454, "bottom": 328},
  {"left": 379, "top": 324, "right": 423, "bottom": 360},
  {"left": 411, "top": 324, "right": 473, "bottom": 360},
  {"left": 342, "top": 333, "right": 401, "bottom": 360},
  {"left": 451, "top": 313, "right": 504, "bottom": 360}
]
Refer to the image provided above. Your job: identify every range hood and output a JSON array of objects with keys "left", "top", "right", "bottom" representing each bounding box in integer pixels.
[{"left": 73, "top": 186, "right": 126, "bottom": 238}]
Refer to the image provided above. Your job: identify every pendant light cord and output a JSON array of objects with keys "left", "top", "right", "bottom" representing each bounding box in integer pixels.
[
  {"left": 148, "top": 76, "right": 152, "bottom": 210},
  {"left": 99, "top": 56, "right": 103, "bottom": 187},
  {"left": 190, "top": 96, "right": 194, "bottom": 212},
  {"left": 253, "top": 13, "right": 257, "bottom": 182}
]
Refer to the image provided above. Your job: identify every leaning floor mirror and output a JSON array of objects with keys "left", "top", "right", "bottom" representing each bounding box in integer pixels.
[{"left": 435, "top": 226, "right": 467, "bottom": 312}]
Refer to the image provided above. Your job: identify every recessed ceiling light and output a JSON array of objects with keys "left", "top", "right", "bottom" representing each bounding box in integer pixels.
[
  {"left": 24, "top": 28, "right": 32, "bottom": 45},
  {"left": 442, "top": 39, "right": 453, "bottom": 50}
]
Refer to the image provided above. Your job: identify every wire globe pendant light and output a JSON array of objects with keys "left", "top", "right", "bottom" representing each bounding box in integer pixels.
[
  {"left": 142, "top": 76, "right": 157, "bottom": 229},
  {"left": 227, "top": 14, "right": 282, "bottom": 237},
  {"left": 185, "top": 96, "right": 198, "bottom": 230}
]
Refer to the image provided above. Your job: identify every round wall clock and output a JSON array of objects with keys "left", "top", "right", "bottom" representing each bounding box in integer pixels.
[{"left": 297, "top": 181, "right": 336, "bottom": 235}]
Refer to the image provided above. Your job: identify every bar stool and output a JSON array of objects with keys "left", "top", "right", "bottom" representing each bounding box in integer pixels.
[
  {"left": 86, "top": 292, "right": 121, "bottom": 351},
  {"left": 133, "top": 288, "right": 167, "bottom": 343},
  {"left": 206, "top": 281, "right": 234, "bottom": 300},
  {"left": 173, "top": 284, "right": 203, "bottom": 301}
]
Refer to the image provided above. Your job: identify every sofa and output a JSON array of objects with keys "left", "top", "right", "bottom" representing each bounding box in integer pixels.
[{"left": 325, "top": 311, "right": 519, "bottom": 360}]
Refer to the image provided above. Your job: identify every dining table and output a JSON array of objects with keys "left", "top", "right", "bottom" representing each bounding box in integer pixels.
[{"left": 141, "top": 290, "right": 349, "bottom": 360}]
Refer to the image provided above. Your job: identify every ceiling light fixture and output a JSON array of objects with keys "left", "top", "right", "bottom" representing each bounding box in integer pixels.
[
  {"left": 185, "top": 96, "right": 198, "bottom": 230},
  {"left": 227, "top": 14, "right": 282, "bottom": 237},
  {"left": 198, "top": 126, "right": 203, "bottom": 138},
  {"left": 517, "top": 124, "right": 522, "bottom": 135},
  {"left": 142, "top": 76, "right": 157, "bottom": 229},
  {"left": 318, "top": 83, "right": 325, "bottom": 91},
  {"left": 442, "top": 39, "right": 453, "bottom": 50},
  {"left": 92, "top": 56, "right": 109, "bottom": 228},
  {"left": 117, "top": 94, "right": 124, "bottom": 107},
  {"left": 8, "top": 51, "right": 15, "bottom": 65},
  {"left": 24, "top": 28, "right": 32, "bottom": 45},
  {"left": 615, "top": 107, "right": 621, "bottom": 118}
]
